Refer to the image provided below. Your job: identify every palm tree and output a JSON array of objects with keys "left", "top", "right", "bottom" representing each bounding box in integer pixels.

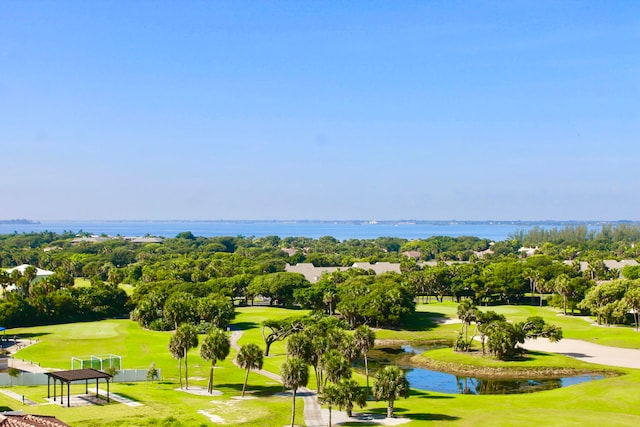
[
  {"left": 237, "top": 343, "right": 264, "bottom": 397},
  {"left": 475, "top": 311, "right": 506, "bottom": 355},
  {"left": 339, "top": 334, "right": 359, "bottom": 364},
  {"left": 169, "top": 323, "right": 198, "bottom": 389},
  {"left": 320, "top": 349, "right": 351, "bottom": 387},
  {"left": 553, "top": 274, "right": 571, "bottom": 315},
  {"left": 281, "top": 357, "right": 309, "bottom": 427},
  {"left": 353, "top": 325, "right": 375, "bottom": 391},
  {"left": 372, "top": 366, "right": 410, "bottom": 418},
  {"left": 200, "top": 328, "right": 230, "bottom": 394},
  {"left": 0, "top": 270, "right": 10, "bottom": 298},
  {"left": 456, "top": 299, "right": 477, "bottom": 351},
  {"left": 318, "top": 383, "right": 341, "bottom": 427},
  {"left": 168, "top": 334, "right": 183, "bottom": 389},
  {"left": 334, "top": 378, "right": 367, "bottom": 418},
  {"left": 286, "top": 332, "right": 313, "bottom": 362}
]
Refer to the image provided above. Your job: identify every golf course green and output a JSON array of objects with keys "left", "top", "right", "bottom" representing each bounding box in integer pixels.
[{"left": 1, "top": 303, "right": 638, "bottom": 426}]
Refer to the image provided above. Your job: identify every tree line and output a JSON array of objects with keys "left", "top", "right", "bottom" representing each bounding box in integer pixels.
[{"left": 1, "top": 227, "right": 640, "bottom": 329}]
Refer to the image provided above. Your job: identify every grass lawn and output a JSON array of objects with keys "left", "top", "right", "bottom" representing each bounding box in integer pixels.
[
  {"left": 3, "top": 303, "right": 640, "bottom": 426},
  {"left": 376, "top": 301, "right": 640, "bottom": 350},
  {"left": 74, "top": 278, "right": 135, "bottom": 296}
]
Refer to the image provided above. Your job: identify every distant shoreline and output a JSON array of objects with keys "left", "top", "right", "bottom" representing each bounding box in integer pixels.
[
  {"left": 7, "top": 219, "right": 638, "bottom": 226},
  {"left": 0, "top": 219, "right": 39, "bottom": 225}
]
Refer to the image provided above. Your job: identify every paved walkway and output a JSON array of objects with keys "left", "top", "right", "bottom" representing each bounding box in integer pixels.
[
  {"left": 0, "top": 389, "right": 36, "bottom": 405},
  {"left": 523, "top": 338, "right": 640, "bottom": 369},
  {"left": 5, "top": 339, "right": 49, "bottom": 373},
  {"left": 230, "top": 330, "right": 324, "bottom": 427}
]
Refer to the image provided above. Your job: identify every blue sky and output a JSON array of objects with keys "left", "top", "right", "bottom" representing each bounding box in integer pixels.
[{"left": 1, "top": 1, "right": 638, "bottom": 221}]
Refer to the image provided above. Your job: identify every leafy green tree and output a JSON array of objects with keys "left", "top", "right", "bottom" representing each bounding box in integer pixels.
[
  {"left": 623, "top": 281, "right": 640, "bottom": 331},
  {"left": 579, "top": 280, "right": 628, "bottom": 325},
  {"left": 247, "top": 272, "right": 310, "bottom": 307},
  {"left": 486, "top": 316, "right": 562, "bottom": 360},
  {"left": 146, "top": 362, "right": 160, "bottom": 384},
  {"left": 237, "top": 343, "right": 264, "bottom": 397},
  {"left": 372, "top": 365, "right": 410, "bottom": 418},
  {"left": 199, "top": 328, "right": 230, "bottom": 394},
  {"left": 197, "top": 294, "right": 235, "bottom": 328},
  {"left": 281, "top": 357, "right": 309, "bottom": 427},
  {"left": 7, "top": 367, "right": 20, "bottom": 386},
  {"left": 261, "top": 317, "right": 305, "bottom": 356},
  {"left": 164, "top": 292, "right": 197, "bottom": 329}
]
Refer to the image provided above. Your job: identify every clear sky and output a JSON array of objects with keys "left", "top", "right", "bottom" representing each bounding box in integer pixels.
[{"left": 1, "top": 1, "right": 638, "bottom": 221}]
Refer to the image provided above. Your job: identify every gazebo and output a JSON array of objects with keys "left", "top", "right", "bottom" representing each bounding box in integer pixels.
[{"left": 45, "top": 369, "right": 112, "bottom": 407}]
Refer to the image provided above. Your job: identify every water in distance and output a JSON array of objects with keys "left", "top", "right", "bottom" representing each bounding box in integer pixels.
[
  {"left": 363, "top": 345, "right": 603, "bottom": 395},
  {"left": 0, "top": 220, "right": 606, "bottom": 242}
]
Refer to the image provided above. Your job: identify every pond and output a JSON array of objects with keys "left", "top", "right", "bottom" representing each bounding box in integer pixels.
[{"left": 361, "top": 345, "right": 604, "bottom": 395}]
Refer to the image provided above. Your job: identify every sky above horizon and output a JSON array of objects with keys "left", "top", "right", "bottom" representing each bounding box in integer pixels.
[{"left": 1, "top": 1, "right": 638, "bottom": 221}]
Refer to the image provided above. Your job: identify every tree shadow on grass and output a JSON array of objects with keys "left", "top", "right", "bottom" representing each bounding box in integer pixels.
[
  {"left": 367, "top": 407, "right": 460, "bottom": 422},
  {"left": 408, "top": 413, "right": 460, "bottom": 422},
  {"left": 409, "top": 389, "right": 454, "bottom": 400},
  {"left": 387, "top": 312, "right": 444, "bottom": 332},
  {"left": 108, "top": 391, "right": 141, "bottom": 402},
  {"left": 0, "top": 406, "right": 11, "bottom": 412},
  {"left": 214, "top": 383, "right": 284, "bottom": 397},
  {"left": 228, "top": 321, "right": 259, "bottom": 331},
  {"left": 10, "top": 332, "right": 50, "bottom": 339}
]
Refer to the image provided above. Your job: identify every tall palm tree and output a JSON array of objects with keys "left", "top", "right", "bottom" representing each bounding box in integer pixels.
[
  {"left": 318, "top": 383, "right": 341, "bottom": 427},
  {"left": 456, "top": 299, "right": 477, "bottom": 351},
  {"left": 200, "top": 328, "right": 230, "bottom": 394},
  {"left": 237, "top": 343, "right": 264, "bottom": 397},
  {"left": 0, "top": 270, "right": 10, "bottom": 298},
  {"left": 169, "top": 323, "right": 198, "bottom": 389},
  {"left": 281, "top": 357, "right": 309, "bottom": 427},
  {"left": 553, "top": 274, "right": 571, "bottom": 315},
  {"left": 168, "top": 334, "right": 183, "bottom": 389},
  {"left": 285, "top": 332, "right": 313, "bottom": 362},
  {"left": 372, "top": 366, "right": 410, "bottom": 418},
  {"left": 353, "top": 325, "right": 375, "bottom": 391},
  {"left": 320, "top": 349, "right": 351, "bottom": 386}
]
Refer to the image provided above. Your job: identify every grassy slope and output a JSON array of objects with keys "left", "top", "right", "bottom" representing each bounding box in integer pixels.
[{"left": 4, "top": 303, "right": 640, "bottom": 426}]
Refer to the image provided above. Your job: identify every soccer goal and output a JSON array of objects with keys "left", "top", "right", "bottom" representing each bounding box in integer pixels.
[{"left": 71, "top": 354, "right": 122, "bottom": 371}]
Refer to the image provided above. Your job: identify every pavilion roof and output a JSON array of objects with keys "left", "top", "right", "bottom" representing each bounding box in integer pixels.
[{"left": 45, "top": 369, "right": 112, "bottom": 383}]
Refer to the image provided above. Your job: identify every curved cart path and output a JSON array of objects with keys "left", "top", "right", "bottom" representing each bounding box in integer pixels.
[
  {"left": 230, "top": 331, "right": 324, "bottom": 427},
  {"left": 523, "top": 338, "right": 640, "bottom": 369}
]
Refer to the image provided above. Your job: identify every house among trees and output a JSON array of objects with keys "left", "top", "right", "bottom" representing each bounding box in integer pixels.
[{"left": 5, "top": 265, "right": 53, "bottom": 284}]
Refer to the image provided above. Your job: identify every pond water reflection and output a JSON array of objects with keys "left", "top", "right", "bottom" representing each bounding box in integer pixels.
[{"left": 362, "top": 345, "right": 603, "bottom": 395}]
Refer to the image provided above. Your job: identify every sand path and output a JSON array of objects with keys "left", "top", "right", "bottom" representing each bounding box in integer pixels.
[{"left": 523, "top": 338, "right": 640, "bottom": 369}]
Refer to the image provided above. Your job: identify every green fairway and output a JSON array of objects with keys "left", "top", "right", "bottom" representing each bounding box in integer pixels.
[
  {"left": 373, "top": 302, "right": 640, "bottom": 350},
  {"left": 3, "top": 303, "right": 640, "bottom": 426}
]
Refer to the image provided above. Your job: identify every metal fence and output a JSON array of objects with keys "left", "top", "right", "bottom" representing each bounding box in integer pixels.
[{"left": 0, "top": 369, "right": 161, "bottom": 386}]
